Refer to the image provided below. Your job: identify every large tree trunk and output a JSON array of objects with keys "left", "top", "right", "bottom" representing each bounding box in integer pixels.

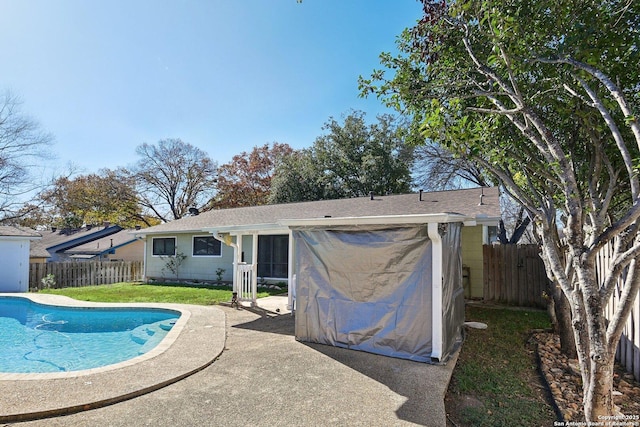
[
  {"left": 583, "top": 355, "right": 615, "bottom": 421},
  {"left": 540, "top": 233, "right": 618, "bottom": 421},
  {"left": 553, "top": 285, "right": 577, "bottom": 358},
  {"left": 577, "top": 261, "right": 615, "bottom": 421}
]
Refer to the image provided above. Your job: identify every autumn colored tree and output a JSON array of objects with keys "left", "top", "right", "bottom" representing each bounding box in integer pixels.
[
  {"left": 213, "top": 142, "right": 293, "bottom": 209},
  {"left": 39, "top": 169, "right": 145, "bottom": 228}
]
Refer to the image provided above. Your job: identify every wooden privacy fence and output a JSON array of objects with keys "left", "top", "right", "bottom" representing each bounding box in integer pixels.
[
  {"left": 597, "top": 241, "right": 640, "bottom": 382},
  {"left": 483, "top": 241, "right": 639, "bottom": 381},
  {"left": 29, "top": 261, "right": 143, "bottom": 290},
  {"left": 483, "top": 244, "right": 550, "bottom": 308}
]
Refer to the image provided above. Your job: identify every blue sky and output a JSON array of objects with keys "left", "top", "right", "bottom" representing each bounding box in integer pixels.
[{"left": 0, "top": 0, "right": 422, "bottom": 173}]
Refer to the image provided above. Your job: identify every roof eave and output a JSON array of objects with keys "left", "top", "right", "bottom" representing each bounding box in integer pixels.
[
  {"left": 132, "top": 228, "right": 205, "bottom": 238},
  {"left": 0, "top": 235, "right": 42, "bottom": 241},
  {"left": 202, "top": 223, "right": 287, "bottom": 234},
  {"left": 279, "top": 213, "right": 472, "bottom": 228}
]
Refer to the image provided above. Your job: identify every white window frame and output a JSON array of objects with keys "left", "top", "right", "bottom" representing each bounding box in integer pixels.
[
  {"left": 192, "top": 235, "right": 222, "bottom": 258},
  {"left": 151, "top": 236, "right": 177, "bottom": 257}
]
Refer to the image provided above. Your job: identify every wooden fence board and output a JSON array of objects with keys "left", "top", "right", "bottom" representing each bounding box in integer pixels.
[
  {"left": 484, "top": 241, "right": 639, "bottom": 381},
  {"left": 483, "top": 244, "right": 549, "bottom": 308},
  {"left": 29, "top": 261, "right": 143, "bottom": 290},
  {"left": 595, "top": 239, "right": 640, "bottom": 382}
]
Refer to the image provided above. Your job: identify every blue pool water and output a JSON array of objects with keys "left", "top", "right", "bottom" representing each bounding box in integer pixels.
[{"left": 0, "top": 297, "right": 180, "bottom": 373}]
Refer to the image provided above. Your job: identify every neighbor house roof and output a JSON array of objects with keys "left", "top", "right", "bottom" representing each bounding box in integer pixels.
[
  {"left": 0, "top": 226, "right": 41, "bottom": 239},
  {"left": 134, "top": 187, "right": 500, "bottom": 236},
  {"left": 64, "top": 228, "right": 141, "bottom": 259},
  {"left": 29, "top": 224, "right": 123, "bottom": 259}
]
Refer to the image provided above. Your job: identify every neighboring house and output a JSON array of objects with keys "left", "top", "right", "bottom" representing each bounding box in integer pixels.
[
  {"left": 134, "top": 188, "right": 501, "bottom": 363},
  {"left": 0, "top": 226, "right": 41, "bottom": 292},
  {"left": 63, "top": 228, "right": 144, "bottom": 262},
  {"left": 29, "top": 224, "right": 132, "bottom": 263}
]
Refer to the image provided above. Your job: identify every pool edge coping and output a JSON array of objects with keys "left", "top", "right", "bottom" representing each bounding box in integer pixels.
[
  {"left": 0, "top": 293, "right": 226, "bottom": 423},
  {"left": 0, "top": 293, "right": 191, "bottom": 380}
]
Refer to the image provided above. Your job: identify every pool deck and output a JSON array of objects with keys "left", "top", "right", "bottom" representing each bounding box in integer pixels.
[
  {"left": 0, "top": 294, "right": 226, "bottom": 423},
  {"left": 2, "top": 294, "right": 457, "bottom": 426}
]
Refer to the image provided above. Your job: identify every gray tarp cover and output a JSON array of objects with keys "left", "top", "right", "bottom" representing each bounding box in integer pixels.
[
  {"left": 440, "top": 222, "right": 465, "bottom": 362},
  {"left": 293, "top": 225, "right": 436, "bottom": 362}
]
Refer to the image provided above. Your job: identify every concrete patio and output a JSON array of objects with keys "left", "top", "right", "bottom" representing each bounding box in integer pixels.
[{"left": 3, "top": 296, "right": 457, "bottom": 426}]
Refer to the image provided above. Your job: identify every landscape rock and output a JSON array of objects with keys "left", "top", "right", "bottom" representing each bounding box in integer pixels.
[{"left": 534, "top": 332, "right": 640, "bottom": 422}]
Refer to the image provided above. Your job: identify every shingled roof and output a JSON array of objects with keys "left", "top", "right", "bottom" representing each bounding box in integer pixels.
[
  {"left": 29, "top": 224, "right": 123, "bottom": 260},
  {"left": 0, "top": 226, "right": 41, "bottom": 239},
  {"left": 135, "top": 187, "right": 500, "bottom": 235},
  {"left": 64, "top": 228, "right": 140, "bottom": 258}
]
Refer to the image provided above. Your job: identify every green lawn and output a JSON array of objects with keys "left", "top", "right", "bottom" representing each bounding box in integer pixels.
[
  {"left": 38, "top": 284, "right": 554, "bottom": 425},
  {"left": 37, "top": 282, "right": 285, "bottom": 305},
  {"left": 446, "top": 305, "right": 556, "bottom": 426}
]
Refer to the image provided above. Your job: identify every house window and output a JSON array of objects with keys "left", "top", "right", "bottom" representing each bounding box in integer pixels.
[
  {"left": 486, "top": 226, "right": 499, "bottom": 244},
  {"left": 257, "top": 235, "right": 288, "bottom": 279},
  {"left": 193, "top": 236, "right": 221, "bottom": 257},
  {"left": 152, "top": 237, "right": 176, "bottom": 256}
]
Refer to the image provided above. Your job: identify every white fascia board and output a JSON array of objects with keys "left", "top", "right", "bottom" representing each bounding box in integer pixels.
[
  {"left": 0, "top": 235, "right": 41, "bottom": 241},
  {"left": 474, "top": 215, "right": 501, "bottom": 226},
  {"left": 202, "top": 224, "right": 290, "bottom": 235},
  {"left": 279, "top": 213, "right": 471, "bottom": 228},
  {"left": 132, "top": 228, "right": 203, "bottom": 238}
]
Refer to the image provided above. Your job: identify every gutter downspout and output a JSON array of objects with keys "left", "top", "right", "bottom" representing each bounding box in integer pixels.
[
  {"left": 287, "top": 229, "right": 294, "bottom": 312},
  {"left": 211, "top": 232, "right": 239, "bottom": 293},
  {"left": 251, "top": 233, "right": 258, "bottom": 307},
  {"left": 428, "top": 222, "right": 443, "bottom": 362}
]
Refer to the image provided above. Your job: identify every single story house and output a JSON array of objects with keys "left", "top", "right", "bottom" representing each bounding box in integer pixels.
[
  {"left": 62, "top": 228, "right": 144, "bottom": 262},
  {"left": 0, "top": 226, "right": 41, "bottom": 292},
  {"left": 29, "top": 224, "right": 142, "bottom": 263},
  {"left": 134, "top": 187, "right": 500, "bottom": 363}
]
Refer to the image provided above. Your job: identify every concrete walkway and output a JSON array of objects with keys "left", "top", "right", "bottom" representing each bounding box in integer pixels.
[{"left": 5, "top": 296, "right": 457, "bottom": 427}]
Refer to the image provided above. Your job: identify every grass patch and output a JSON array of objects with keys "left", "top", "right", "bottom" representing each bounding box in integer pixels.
[
  {"left": 38, "top": 282, "right": 285, "bottom": 305},
  {"left": 446, "top": 305, "right": 556, "bottom": 426}
]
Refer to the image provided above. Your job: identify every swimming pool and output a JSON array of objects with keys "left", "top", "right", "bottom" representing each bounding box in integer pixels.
[{"left": 0, "top": 296, "right": 181, "bottom": 373}]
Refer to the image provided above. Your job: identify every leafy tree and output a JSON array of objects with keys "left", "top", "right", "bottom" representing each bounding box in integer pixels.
[
  {"left": 361, "top": 0, "right": 640, "bottom": 420},
  {"left": 130, "top": 139, "right": 218, "bottom": 222},
  {"left": 0, "top": 90, "right": 54, "bottom": 222},
  {"left": 39, "top": 169, "right": 145, "bottom": 228},
  {"left": 269, "top": 149, "right": 328, "bottom": 203},
  {"left": 270, "top": 111, "right": 413, "bottom": 203},
  {"left": 13, "top": 203, "right": 56, "bottom": 229},
  {"left": 213, "top": 143, "right": 293, "bottom": 209}
]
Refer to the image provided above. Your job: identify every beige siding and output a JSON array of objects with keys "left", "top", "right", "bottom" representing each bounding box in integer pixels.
[
  {"left": 107, "top": 240, "right": 144, "bottom": 262},
  {"left": 461, "top": 226, "right": 484, "bottom": 298}
]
